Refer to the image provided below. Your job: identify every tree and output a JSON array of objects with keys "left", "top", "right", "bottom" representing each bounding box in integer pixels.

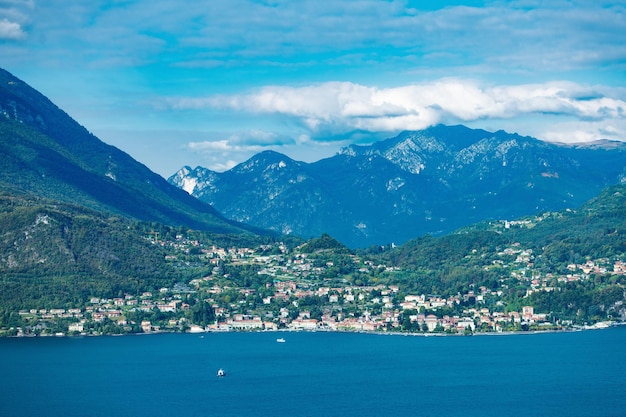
[{"left": 191, "top": 300, "right": 215, "bottom": 326}]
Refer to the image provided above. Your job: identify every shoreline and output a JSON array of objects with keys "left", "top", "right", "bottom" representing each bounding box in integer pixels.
[{"left": 7, "top": 320, "right": 623, "bottom": 339}]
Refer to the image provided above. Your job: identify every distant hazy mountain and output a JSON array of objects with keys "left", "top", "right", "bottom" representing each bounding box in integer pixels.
[
  {"left": 170, "top": 125, "right": 626, "bottom": 247},
  {"left": 0, "top": 68, "right": 258, "bottom": 236}
]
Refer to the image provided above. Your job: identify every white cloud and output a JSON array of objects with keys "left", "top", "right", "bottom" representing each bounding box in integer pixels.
[
  {"left": 210, "top": 160, "right": 239, "bottom": 172},
  {"left": 173, "top": 79, "right": 626, "bottom": 141},
  {"left": 542, "top": 119, "right": 626, "bottom": 144},
  {"left": 0, "top": 17, "right": 24, "bottom": 39},
  {"left": 188, "top": 140, "right": 234, "bottom": 152},
  {"left": 9, "top": 1, "right": 624, "bottom": 75},
  {"left": 187, "top": 130, "right": 296, "bottom": 153},
  {"left": 0, "top": 0, "right": 33, "bottom": 40}
]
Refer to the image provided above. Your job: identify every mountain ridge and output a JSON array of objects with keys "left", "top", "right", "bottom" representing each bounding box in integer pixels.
[
  {"left": 0, "top": 68, "right": 261, "bottom": 236},
  {"left": 170, "top": 125, "right": 626, "bottom": 247}
]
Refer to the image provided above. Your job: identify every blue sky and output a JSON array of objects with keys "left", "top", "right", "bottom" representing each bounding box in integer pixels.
[{"left": 1, "top": 0, "right": 625, "bottom": 177}]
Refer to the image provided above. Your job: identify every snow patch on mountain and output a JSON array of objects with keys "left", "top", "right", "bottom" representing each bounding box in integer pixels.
[{"left": 181, "top": 177, "right": 198, "bottom": 195}]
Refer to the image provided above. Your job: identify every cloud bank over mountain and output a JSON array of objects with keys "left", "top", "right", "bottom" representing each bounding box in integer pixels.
[{"left": 172, "top": 79, "right": 626, "bottom": 144}]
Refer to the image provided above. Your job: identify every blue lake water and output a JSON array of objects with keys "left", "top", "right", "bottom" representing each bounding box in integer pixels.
[{"left": 1, "top": 327, "right": 626, "bottom": 417}]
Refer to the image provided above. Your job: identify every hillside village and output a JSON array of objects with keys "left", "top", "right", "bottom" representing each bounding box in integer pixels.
[{"left": 10, "top": 226, "right": 625, "bottom": 337}]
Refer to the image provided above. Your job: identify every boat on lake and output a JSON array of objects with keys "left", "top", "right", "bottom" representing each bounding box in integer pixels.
[
  {"left": 276, "top": 338, "right": 286, "bottom": 343},
  {"left": 217, "top": 368, "right": 226, "bottom": 377}
]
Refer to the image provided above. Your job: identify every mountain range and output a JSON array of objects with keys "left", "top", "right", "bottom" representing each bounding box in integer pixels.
[
  {"left": 170, "top": 125, "right": 626, "bottom": 247},
  {"left": 2, "top": 64, "right": 626, "bottom": 251},
  {"left": 0, "top": 68, "right": 259, "bottom": 236}
]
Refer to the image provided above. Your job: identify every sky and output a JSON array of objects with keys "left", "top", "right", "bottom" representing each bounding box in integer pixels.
[{"left": 1, "top": 0, "right": 625, "bottom": 178}]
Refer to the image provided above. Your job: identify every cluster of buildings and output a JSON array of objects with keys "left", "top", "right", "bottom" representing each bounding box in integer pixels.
[
  {"left": 15, "top": 289, "right": 191, "bottom": 336},
  {"left": 204, "top": 280, "right": 550, "bottom": 334},
  {"left": 12, "top": 234, "right": 624, "bottom": 336}
]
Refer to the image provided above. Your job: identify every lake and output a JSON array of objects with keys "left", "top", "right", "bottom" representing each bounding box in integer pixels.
[{"left": 1, "top": 327, "right": 625, "bottom": 417}]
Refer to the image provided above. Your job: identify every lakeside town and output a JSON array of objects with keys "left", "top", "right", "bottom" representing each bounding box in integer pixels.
[{"left": 9, "top": 226, "right": 625, "bottom": 337}]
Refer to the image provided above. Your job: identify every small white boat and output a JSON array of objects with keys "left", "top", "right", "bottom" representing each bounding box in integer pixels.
[
  {"left": 276, "top": 338, "right": 286, "bottom": 343},
  {"left": 217, "top": 368, "right": 226, "bottom": 377}
]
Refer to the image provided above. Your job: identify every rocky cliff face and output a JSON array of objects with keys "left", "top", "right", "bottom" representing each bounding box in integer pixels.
[{"left": 170, "top": 125, "right": 626, "bottom": 247}]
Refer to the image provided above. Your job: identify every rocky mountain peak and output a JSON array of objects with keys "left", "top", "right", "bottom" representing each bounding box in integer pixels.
[
  {"left": 169, "top": 125, "right": 626, "bottom": 247},
  {"left": 232, "top": 150, "right": 297, "bottom": 174}
]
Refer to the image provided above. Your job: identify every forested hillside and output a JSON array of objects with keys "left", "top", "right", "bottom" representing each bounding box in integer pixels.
[
  {"left": 378, "top": 185, "right": 626, "bottom": 323},
  {"left": 0, "top": 68, "right": 257, "bottom": 235},
  {"left": 0, "top": 191, "right": 178, "bottom": 310},
  {"left": 1, "top": 185, "right": 624, "bottom": 335}
]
